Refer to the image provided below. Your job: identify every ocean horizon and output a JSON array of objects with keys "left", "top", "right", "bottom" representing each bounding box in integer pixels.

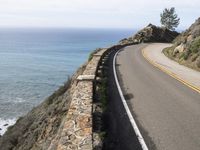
[{"left": 0, "top": 28, "right": 136, "bottom": 135}]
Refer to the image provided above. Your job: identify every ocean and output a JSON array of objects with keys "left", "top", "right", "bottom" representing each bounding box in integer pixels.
[{"left": 0, "top": 28, "right": 136, "bottom": 135}]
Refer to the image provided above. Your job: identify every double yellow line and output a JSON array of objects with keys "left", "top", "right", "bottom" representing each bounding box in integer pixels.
[{"left": 142, "top": 48, "right": 200, "bottom": 94}]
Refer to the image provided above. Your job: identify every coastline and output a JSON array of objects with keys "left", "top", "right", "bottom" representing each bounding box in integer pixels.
[{"left": 0, "top": 118, "right": 16, "bottom": 136}]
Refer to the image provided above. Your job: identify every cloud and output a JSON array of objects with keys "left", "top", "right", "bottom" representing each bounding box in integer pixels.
[{"left": 0, "top": 0, "right": 199, "bottom": 29}]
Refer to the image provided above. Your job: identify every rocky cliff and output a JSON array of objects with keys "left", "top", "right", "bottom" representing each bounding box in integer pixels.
[
  {"left": 163, "top": 18, "right": 200, "bottom": 71},
  {"left": 120, "top": 24, "right": 179, "bottom": 44},
  {"left": 0, "top": 64, "right": 86, "bottom": 150}
]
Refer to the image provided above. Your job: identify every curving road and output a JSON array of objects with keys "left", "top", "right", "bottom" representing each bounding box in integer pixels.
[{"left": 115, "top": 44, "right": 200, "bottom": 150}]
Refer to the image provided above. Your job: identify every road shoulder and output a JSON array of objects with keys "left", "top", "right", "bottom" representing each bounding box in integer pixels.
[{"left": 142, "top": 43, "right": 200, "bottom": 94}]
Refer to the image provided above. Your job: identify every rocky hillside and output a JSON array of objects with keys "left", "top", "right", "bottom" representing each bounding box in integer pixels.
[
  {"left": 163, "top": 18, "right": 200, "bottom": 71},
  {"left": 120, "top": 24, "right": 179, "bottom": 44},
  {"left": 0, "top": 65, "right": 86, "bottom": 150}
]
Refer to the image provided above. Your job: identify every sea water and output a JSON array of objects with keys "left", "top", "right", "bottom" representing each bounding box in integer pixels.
[{"left": 0, "top": 28, "right": 136, "bottom": 135}]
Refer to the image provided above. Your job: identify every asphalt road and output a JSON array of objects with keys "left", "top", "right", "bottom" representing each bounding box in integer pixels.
[
  {"left": 116, "top": 44, "right": 200, "bottom": 150},
  {"left": 103, "top": 47, "right": 142, "bottom": 150}
]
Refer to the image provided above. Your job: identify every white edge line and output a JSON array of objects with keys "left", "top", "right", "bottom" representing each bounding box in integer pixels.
[{"left": 113, "top": 49, "right": 149, "bottom": 150}]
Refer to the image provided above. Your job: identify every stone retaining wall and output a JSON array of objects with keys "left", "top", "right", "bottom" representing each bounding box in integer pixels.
[
  {"left": 53, "top": 43, "right": 133, "bottom": 150},
  {"left": 50, "top": 48, "right": 107, "bottom": 150}
]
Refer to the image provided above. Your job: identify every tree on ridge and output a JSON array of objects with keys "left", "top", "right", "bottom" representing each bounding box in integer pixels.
[{"left": 160, "top": 7, "right": 180, "bottom": 31}]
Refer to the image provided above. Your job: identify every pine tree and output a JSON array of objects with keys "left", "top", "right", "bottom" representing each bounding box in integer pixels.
[{"left": 160, "top": 7, "right": 180, "bottom": 31}]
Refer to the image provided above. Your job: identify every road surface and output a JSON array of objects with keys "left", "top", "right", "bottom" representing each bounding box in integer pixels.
[{"left": 116, "top": 43, "right": 200, "bottom": 150}]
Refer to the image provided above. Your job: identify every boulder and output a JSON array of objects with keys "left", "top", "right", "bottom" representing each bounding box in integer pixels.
[{"left": 173, "top": 43, "right": 185, "bottom": 55}]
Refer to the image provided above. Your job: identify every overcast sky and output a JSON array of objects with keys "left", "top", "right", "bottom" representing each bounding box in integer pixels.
[{"left": 0, "top": 0, "right": 199, "bottom": 30}]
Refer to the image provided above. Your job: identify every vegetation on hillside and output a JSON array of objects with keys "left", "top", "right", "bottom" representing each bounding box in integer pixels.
[{"left": 163, "top": 18, "right": 200, "bottom": 71}]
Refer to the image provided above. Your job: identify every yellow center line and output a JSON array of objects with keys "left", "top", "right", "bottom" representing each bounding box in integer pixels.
[{"left": 142, "top": 48, "right": 200, "bottom": 94}]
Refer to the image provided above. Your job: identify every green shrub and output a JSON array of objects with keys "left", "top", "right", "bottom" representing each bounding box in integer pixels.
[
  {"left": 88, "top": 48, "right": 102, "bottom": 61},
  {"left": 99, "top": 131, "right": 106, "bottom": 140},
  {"left": 99, "top": 78, "right": 107, "bottom": 109},
  {"left": 162, "top": 46, "right": 174, "bottom": 58},
  {"left": 88, "top": 53, "right": 93, "bottom": 61},
  {"left": 183, "top": 50, "right": 191, "bottom": 60},
  {"left": 179, "top": 53, "right": 184, "bottom": 59},
  {"left": 189, "top": 37, "right": 200, "bottom": 53},
  {"left": 46, "top": 76, "right": 71, "bottom": 105},
  {"left": 191, "top": 53, "right": 199, "bottom": 62},
  {"left": 196, "top": 56, "right": 200, "bottom": 68}
]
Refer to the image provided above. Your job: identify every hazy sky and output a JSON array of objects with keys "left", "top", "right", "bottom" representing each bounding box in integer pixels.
[{"left": 0, "top": 0, "right": 199, "bottom": 29}]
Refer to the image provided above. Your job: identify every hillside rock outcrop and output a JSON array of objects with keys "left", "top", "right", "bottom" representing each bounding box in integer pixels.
[
  {"left": 163, "top": 17, "right": 200, "bottom": 71},
  {"left": 120, "top": 24, "right": 179, "bottom": 44}
]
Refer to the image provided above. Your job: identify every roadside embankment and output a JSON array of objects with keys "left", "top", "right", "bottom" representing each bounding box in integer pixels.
[{"left": 163, "top": 17, "right": 200, "bottom": 71}]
